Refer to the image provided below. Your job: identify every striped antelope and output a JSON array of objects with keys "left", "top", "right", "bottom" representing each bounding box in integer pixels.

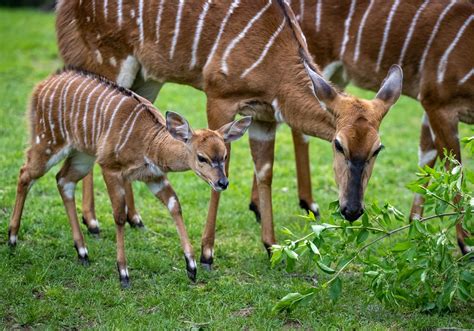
[
  {"left": 7, "top": 69, "right": 252, "bottom": 287},
  {"left": 56, "top": 0, "right": 402, "bottom": 265},
  {"left": 292, "top": 0, "right": 473, "bottom": 253}
]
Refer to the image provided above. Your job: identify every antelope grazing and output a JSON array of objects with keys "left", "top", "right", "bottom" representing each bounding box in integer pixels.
[
  {"left": 291, "top": 0, "right": 473, "bottom": 253},
  {"left": 8, "top": 69, "right": 251, "bottom": 286},
  {"left": 56, "top": 0, "right": 402, "bottom": 265}
]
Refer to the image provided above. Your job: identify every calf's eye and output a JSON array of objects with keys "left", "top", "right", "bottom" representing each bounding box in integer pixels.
[
  {"left": 197, "top": 155, "right": 207, "bottom": 163},
  {"left": 334, "top": 139, "right": 344, "bottom": 154}
]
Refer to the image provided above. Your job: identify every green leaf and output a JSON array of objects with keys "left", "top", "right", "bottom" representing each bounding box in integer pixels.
[
  {"left": 311, "top": 224, "right": 325, "bottom": 238},
  {"left": 329, "top": 277, "right": 342, "bottom": 302},
  {"left": 284, "top": 248, "right": 298, "bottom": 260},
  {"left": 317, "top": 261, "right": 335, "bottom": 274},
  {"left": 308, "top": 241, "right": 321, "bottom": 256},
  {"left": 356, "top": 229, "right": 369, "bottom": 244},
  {"left": 392, "top": 241, "right": 411, "bottom": 252}
]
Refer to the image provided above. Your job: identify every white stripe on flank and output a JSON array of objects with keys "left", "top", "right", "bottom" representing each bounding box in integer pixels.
[
  {"left": 97, "top": 94, "right": 121, "bottom": 140},
  {"left": 57, "top": 73, "right": 76, "bottom": 140},
  {"left": 82, "top": 83, "right": 102, "bottom": 147},
  {"left": 115, "top": 106, "right": 145, "bottom": 153},
  {"left": 398, "top": 0, "right": 430, "bottom": 67},
  {"left": 100, "top": 96, "right": 128, "bottom": 149},
  {"left": 190, "top": 0, "right": 211, "bottom": 69},
  {"left": 92, "top": 0, "right": 96, "bottom": 19},
  {"left": 138, "top": 0, "right": 145, "bottom": 46},
  {"left": 114, "top": 104, "right": 142, "bottom": 152},
  {"left": 241, "top": 18, "right": 286, "bottom": 78},
  {"left": 437, "top": 15, "right": 473, "bottom": 84},
  {"left": 418, "top": 0, "right": 456, "bottom": 73},
  {"left": 117, "top": 0, "right": 123, "bottom": 26},
  {"left": 73, "top": 80, "right": 96, "bottom": 143},
  {"left": 170, "top": 0, "right": 185, "bottom": 59},
  {"left": 221, "top": 0, "right": 271, "bottom": 74},
  {"left": 315, "top": 0, "right": 322, "bottom": 32},
  {"left": 91, "top": 88, "right": 114, "bottom": 146},
  {"left": 103, "top": 0, "right": 108, "bottom": 19},
  {"left": 69, "top": 79, "right": 90, "bottom": 143},
  {"left": 375, "top": 0, "right": 400, "bottom": 72},
  {"left": 204, "top": 0, "right": 241, "bottom": 69},
  {"left": 46, "top": 77, "right": 64, "bottom": 145},
  {"left": 459, "top": 69, "right": 474, "bottom": 85},
  {"left": 60, "top": 75, "right": 82, "bottom": 142},
  {"left": 155, "top": 0, "right": 166, "bottom": 44},
  {"left": 39, "top": 77, "right": 57, "bottom": 133},
  {"left": 353, "top": 0, "right": 374, "bottom": 62},
  {"left": 299, "top": 0, "right": 304, "bottom": 22},
  {"left": 339, "top": 0, "right": 357, "bottom": 59}
]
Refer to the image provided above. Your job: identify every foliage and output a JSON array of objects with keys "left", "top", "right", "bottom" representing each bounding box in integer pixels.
[{"left": 272, "top": 151, "right": 474, "bottom": 313}]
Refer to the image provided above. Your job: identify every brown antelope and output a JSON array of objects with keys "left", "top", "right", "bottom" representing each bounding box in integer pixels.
[
  {"left": 55, "top": 0, "right": 402, "bottom": 266},
  {"left": 7, "top": 68, "right": 252, "bottom": 287},
  {"left": 289, "top": 0, "right": 473, "bottom": 253}
]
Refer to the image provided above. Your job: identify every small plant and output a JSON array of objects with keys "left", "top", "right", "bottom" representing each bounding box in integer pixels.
[{"left": 272, "top": 148, "right": 473, "bottom": 313}]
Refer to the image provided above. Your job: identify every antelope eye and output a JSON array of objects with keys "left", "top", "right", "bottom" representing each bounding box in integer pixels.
[
  {"left": 197, "top": 155, "right": 207, "bottom": 163},
  {"left": 334, "top": 139, "right": 344, "bottom": 154},
  {"left": 373, "top": 145, "right": 384, "bottom": 158}
]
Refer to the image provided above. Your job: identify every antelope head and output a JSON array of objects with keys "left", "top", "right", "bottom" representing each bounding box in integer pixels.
[
  {"left": 166, "top": 112, "right": 252, "bottom": 192},
  {"left": 307, "top": 64, "right": 403, "bottom": 221}
]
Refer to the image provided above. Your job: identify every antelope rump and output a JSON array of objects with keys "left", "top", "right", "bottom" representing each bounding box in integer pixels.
[{"left": 55, "top": 0, "right": 403, "bottom": 266}]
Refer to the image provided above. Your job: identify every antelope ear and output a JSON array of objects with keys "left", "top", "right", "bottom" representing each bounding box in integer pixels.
[
  {"left": 217, "top": 116, "right": 252, "bottom": 143},
  {"left": 375, "top": 65, "right": 403, "bottom": 113},
  {"left": 304, "top": 61, "right": 338, "bottom": 112},
  {"left": 166, "top": 111, "right": 193, "bottom": 143}
]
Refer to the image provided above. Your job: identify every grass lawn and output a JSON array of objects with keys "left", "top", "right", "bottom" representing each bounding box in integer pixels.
[{"left": 0, "top": 9, "right": 472, "bottom": 330}]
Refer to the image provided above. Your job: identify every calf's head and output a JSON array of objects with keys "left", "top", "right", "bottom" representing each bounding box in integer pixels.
[
  {"left": 306, "top": 64, "right": 403, "bottom": 221},
  {"left": 166, "top": 112, "right": 252, "bottom": 192}
]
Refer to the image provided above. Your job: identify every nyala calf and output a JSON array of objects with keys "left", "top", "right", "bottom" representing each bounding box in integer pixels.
[{"left": 8, "top": 68, "right": 251, "bottom": 287}]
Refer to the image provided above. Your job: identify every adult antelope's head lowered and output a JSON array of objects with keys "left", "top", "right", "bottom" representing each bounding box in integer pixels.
[
  {"left": 166, "top": 112, "right": 252, "bottom": 192},
  {"left": 306, "top": 64, "right": 403, "bottom": 221}
]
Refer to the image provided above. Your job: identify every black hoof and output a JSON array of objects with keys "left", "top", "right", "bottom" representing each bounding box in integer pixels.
[
  {"left": 82, "top": 217, "right": 100, "bottom": 237},
  {"left": 120, "top": 277, "right": 131, "bottom": 289},
  {"left": 263, "top": 243, "right": 273, "bottom": 258},
  {"left": 299, "top": 199, "right": 321, "bottom": 219},
  {"left": 249, "top": 201, "right": 261, "bottom": 223},
  {"left": 127, "top": 215, "right": 145, "bottom": 229},
  {"left": 78, "top": 255, "right": 90, "bottom": 267},
  {"left": 184, "top": 255, "right": 197, "bottom": 283},
  {"left": 200, "top": 255, "right": 213, "bottom": 271}
]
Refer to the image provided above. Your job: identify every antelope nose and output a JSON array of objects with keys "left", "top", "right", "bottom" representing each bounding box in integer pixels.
[
  {"left": 217, "top": 178, "right": 229, "bottom": 190},
  {"left": 341, "top": 206, "right": 364, "bottom": 222}
]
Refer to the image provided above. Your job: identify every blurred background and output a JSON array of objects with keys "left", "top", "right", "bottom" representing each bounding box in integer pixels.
[{"left": 0, "top": 0, "right": 55, "bottom": 9}]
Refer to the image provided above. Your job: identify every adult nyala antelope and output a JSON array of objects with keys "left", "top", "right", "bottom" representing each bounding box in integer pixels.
[
  {"left": 290, "top": 0, "right": 473, "bottom": 253},
  {"left": 56, "top": 0, "right": 402, "bottom": 265},
  {"left": 8, "top": 68, "right": 251, "bottom": 287}
]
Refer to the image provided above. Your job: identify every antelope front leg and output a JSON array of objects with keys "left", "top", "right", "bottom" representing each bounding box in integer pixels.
[
  {"left": 425, "top": 106, "right": 470, "bottom": 255},
  {"left": 102, "top": 170, "right": 130, "bottom": 288},
  {"left": 249, "top": 174, "right": 261, "bottom": 223},
  {"left": 249, "top": 121, "right": 277, "bottom": 256},
  {"left": 410, "top": 113, "right": 438, "bottom": 220},
  {"left": 291, "top": 129, "right": 320, "bottom": 218},
  {"left": 200, "top": 99, "right": 235, "bottom": 270},
  {"left": 82, "top": 171, "right": 100, "bottom": 236},
  {"left": 147, "top": 178, "right": 196, "bottom": 282}
]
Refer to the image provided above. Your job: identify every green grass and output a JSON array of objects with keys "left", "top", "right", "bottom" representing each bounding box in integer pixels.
[{"left": 0, "top": 9, "right": 472, "bottom": 329}]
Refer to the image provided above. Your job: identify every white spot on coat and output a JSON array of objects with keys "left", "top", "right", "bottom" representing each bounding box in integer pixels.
[
  {"left": 109, "top": 56, "right": 117, "bottom": 67},
  {"left": 59, "top": 179, "right": 76, "bottom": 200},
  {"left": 95, "top": 50, "right": 103, "bottom": 64},
  {"left": 116, "top": 55, "right": 140, "bottom": 88},
  {"left": 256, "top": 162, "right": 272, "bottom": 182},
  {"left": 78, "top": 247, "right": 88, "bottom": 257},
  {"left": 167, "top": 196, "right": 177, "bottom": 211},
  {"left": 418, "top": 148, "right": 437, "bottom": 167},
  {"left": 248, "top": 122, "right": 276, "bottom": 142}
]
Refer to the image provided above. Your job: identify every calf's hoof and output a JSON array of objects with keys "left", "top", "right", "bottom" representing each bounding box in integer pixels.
[
  {"left": 299, "top": 199, "right": 320, "bottom": 219},
  {"left": 78, "top": 255, "right": 90, "bottom": 267},
  {"left": 249, "top": 201, "right": 261, "bottom": 223},
  {"left": 127, "top": 215, "right": 145, "bottom": 229},
  {"left": 117, "top": 265, "right": 131, "bottom": 288},
  {"left": 185, "top": 255, "right": 197, "bottom": 282},
  {"left": 200, "top": 254, "right": 213, "bottom": 271},
  {"left": 82, "top": 217, "right": 100, "bottom": 237},
  {"left": 263, "top": 243, "right": 273, "bottom": 258}
]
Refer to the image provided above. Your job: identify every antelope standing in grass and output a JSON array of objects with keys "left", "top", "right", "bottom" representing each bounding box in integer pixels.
[
  {"left": 289, "top": 0, "right": 473, "bottom": 253},
  {"left": 8, "top": 69, "right": 251, "bottom": 286},
  {"left": 56, "top": 0, "right": 402, "bottom": 266}
]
